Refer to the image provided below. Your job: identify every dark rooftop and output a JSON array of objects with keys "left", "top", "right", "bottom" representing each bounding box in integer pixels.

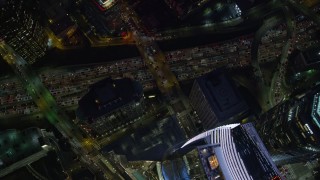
[
  {"left": 77, "top": 77, "right": 143, "bottom": 121},
  {"left": 290, "top": 46, "right": 320, "bottom": 73},
  {"left": 196, "top": 68, "right": 248, "bottom": 122},
  {"left": 101, "top": 116, "right": 186, "bottom": 161},
  {"left": 49, "top": 16, "right": 75, "bottom": 36}
]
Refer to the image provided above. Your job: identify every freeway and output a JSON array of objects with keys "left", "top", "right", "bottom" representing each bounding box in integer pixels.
[
  {"left": 269, "top": 6, "right": 295, "bottom": 106},
  {"left": 251, "top": 14, "right": 284, "bottom": 87},
  {"left": 249, "top": 14, "right": 283, "bottom": 111},
  {"left": 250, "top": 1, "right": 320, "bottom": 108},
  {"left": 250, "top": 4, "right": 295, "bottom": 109}
]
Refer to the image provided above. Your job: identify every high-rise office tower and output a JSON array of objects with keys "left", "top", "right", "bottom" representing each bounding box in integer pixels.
[
  {"left": 189, "top": 69, "right": 249, "bottom": 130},
  {"left": 160, "top": 123, "right": 282, "bottom": 180},
  {"left": 39, "top": 0, "right": 78, "bottom": 40},
  {"left": 259, "top": 85, "right": 320, "bottom": 165},
  {"left": 0, "top": 0, "right": 48, "bottom": 64},
  {"left": 76, "top": 78, "right": 144, "bottom": 137}
]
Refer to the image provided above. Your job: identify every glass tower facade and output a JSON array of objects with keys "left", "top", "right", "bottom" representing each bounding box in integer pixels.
[
  {"left": 259, "top": 85, "right": 320, "bottom": 165},
  {"left": 160, "top": 123, "right": 281, "bottom": 180}
]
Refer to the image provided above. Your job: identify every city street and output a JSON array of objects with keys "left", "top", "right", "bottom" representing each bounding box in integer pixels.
[
  {"left": 119, "top": 0, "right": 179, "bottom": 95},
  {"left": 0, "top": 41, "right": 126, "bottom": 179}
]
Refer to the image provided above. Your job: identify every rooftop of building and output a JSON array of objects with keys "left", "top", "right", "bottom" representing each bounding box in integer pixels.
[
  {"left": 0, "top": 128, "right": 44, "bottom": 169},
  {"left": 77, "top": 77, "right": 143, "bottom": 121},
  {"left": 161, "top": 156, "right": 192, "bottom": 180},
  {"left": 179, "top": 123, "right": 282, "bottom": 180},
  {"left": 195, "top": 68, "right": 249, "bottom": 121},
  {"left": 196, "top": 145, "right": 225, "bottom": 179},
  {"left": 290, "top": 46, "right": 320, "bottom": 73},
  {"left": 101, "top": 116, "right": 186, "bottom": 161}
]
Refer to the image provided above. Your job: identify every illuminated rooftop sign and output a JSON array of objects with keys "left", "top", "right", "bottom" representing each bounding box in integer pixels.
[{"left": 94, "top": 0, "right": 116, "bottom": 11}]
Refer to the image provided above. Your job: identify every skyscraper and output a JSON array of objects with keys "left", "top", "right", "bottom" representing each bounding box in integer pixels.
[
  {"left": 76, "top": 77, "right": 144, "bottom": 137},
  {"left": 160, "top": 123, "right": 282, "bottom": 180},
  {"left": 81, "top": 0, "right": 124, "bottom": 37},
  {"left": 189, "top": 69, "right": 249, "bottom": 130},
  {"left": 0, "top": 0, "right": 48, "bottom": 64},
  {"left": 259, "top": 85, "right": 320, "bottom": 165}
]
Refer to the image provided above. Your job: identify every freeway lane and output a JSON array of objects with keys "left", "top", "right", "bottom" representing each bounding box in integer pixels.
[{"left": 251, "top": 15, "right": 284, "bottom": 86}]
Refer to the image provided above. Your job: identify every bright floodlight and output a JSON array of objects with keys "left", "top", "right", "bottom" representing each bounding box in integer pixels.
[{"left": 98, "top": 0, "right": 115, "bottom": 8}]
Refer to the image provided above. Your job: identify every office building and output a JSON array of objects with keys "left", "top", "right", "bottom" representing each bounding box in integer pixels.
[
  {"left": 101, "top": 115, "right": 185, "bottom": 161},
  {"left": 81, "top": 0, "right": 124, "bottom": 36},
  {"left": 0, "top": 128, "right": 53, "bottom": 178},
  {"left": 0, "top": 0, "right": 48, "bottom": 64},
  {"left": 258, "top": 85, "right": 320, "bottom": 165},
  {"left": 76, "top": 77, "right": 144, "bottom": 137},
  {"left": 189, "top": 69, "right": 249, "bottom": 130},
  {"left": 160, "top": 123, "right": 282, "bottom": 180}
]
